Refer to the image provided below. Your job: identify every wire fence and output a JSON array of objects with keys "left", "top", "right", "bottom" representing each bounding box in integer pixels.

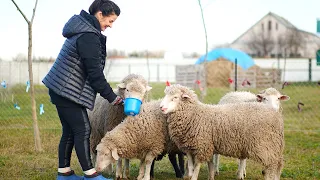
[{"left": 0, "top": 59, "right": 320, "bottom": 134}]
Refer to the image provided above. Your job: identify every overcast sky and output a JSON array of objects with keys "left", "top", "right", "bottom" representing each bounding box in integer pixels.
[{"left": 1, "top": 0, "right": 320, "bottom": 60}]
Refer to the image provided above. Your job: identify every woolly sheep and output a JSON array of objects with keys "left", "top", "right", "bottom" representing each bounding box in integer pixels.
[
  {"left": 215, "top": 88, "right": 290, "bottom": 179},
  {"left": 88, "top": 73, "right": 152, "bottom": 178},
  {"left": 160, "top": 84, "right": 284, "bottom": 180},
  {"left": 95, "top": 100, "right": 169, "bottom": 180}
]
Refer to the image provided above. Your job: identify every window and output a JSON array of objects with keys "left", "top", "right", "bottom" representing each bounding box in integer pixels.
[
  {"left": 268, "top": 20, "right": 272, "bottom": 30},
  {"left": 276, "top": 23, "right": 278, "bottom": 30},
  {"left": 261, "top": 23, "right": 264, "bottom": 30}
]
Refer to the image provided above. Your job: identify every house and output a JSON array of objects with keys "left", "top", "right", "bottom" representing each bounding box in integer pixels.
[{"left": 230, "top": 12, "right": 320, "bottom": 58}]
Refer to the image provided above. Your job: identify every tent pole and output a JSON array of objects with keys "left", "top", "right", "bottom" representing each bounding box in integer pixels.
[{"left": 235, "top": 58, "right": 237, "bottom": 91}]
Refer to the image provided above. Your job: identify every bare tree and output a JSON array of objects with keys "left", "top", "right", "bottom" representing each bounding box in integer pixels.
[
  {"left": 246, "top": 29, "right": 274, "bottom": 57},
  {"left": 11, "top": 0, "right": 42, "bottom": 152},
  {"left": 286, "top": 28, "right": 303, "bottom": 57},
  {"left": 197, "top": 0, "right": 208, "bottom": 101},
  {"left": 277, "top": 28, "right": 304, "bottom": 57}
]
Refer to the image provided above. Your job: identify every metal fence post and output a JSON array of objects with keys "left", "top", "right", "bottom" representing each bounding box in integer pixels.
[{"left": 308, "top": 58, "right": 312, "bottom": 82}]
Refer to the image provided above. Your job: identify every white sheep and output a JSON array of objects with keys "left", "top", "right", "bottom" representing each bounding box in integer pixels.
[
  {"left": 95, "top": 100, "right": 169, "bottom": 180},
  {"left": 215, "top": 88, "right": 290, "bottom": 179},
  {"left": 160, "top": 84, "right": 284, "bottom": 180},
  {"left": 88, "top": 73, "right": 152, "bottom": 179}
]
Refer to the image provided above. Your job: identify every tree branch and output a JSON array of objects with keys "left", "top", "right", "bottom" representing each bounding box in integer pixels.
[
  {"left": 198, "top": 0, "right": 208, "bottom": 61},
  {"left": 11, "top": 0, "right": 30, "bottom": 23},
  {"left": 30, "top": 0, "right": 38, "bottom": 24}
]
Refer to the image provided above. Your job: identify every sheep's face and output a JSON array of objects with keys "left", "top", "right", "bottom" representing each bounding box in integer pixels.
[
  {"left": 95, "top": 145, "right": 119, "bottom": 172},
  {"left": 160, "top": 92, "right": 192, "bottom": 114},
  {"left": 160, "top": 85, "right": 196, "bottom": 114},
  {"left": 117, "top": 81, "right": 152, "bottom": 101},
  {"left": 160, "top": 94, "right": 180, "bottom": 114},
  {"left": 256, "top": 93, "right": 290, "bottom": 111}
]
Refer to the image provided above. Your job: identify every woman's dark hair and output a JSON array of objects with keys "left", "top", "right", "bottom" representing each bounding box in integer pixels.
[{"left": 89, "top": 0, "right": 121, "bottom": 16}]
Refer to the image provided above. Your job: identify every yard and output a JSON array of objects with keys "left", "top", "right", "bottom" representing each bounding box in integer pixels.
[{"left": 0, "top": 83, "right": 319, "bottom": 179}]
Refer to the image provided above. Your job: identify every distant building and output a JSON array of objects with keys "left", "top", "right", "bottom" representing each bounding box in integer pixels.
[{"left": 230, "top": 12, "right": 320, "bottom": 58}]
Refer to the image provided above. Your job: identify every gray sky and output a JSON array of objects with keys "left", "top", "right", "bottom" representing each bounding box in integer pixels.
[{"left": 1, "top": 0, "right": 319, "bottom": 60}]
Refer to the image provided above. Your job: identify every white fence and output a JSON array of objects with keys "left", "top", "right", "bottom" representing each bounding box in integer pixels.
[{"left": 1, "top": 58, "right": 320, "bottom": 85}]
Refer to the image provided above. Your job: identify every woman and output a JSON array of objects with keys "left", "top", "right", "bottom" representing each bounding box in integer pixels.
[{"left": 42, "top": 0, "right": 123, "bottom": 179}]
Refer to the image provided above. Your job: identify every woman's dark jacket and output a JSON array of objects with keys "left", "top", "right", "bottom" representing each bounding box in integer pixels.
[{"left": 42, "top": 10, "right": 116, "bottom": 110}]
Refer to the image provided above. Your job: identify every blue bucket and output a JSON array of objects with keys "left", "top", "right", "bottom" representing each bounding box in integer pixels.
[{"left": 124, "top": 98, "right": 142, "bottom": 116}]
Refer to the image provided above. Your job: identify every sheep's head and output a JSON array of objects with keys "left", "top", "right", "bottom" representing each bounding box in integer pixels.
[
  {"left": 160, "top": 84, "right": 197, "bottom": 114},
  {"left": 116, "top": 74, "right": 152, "bottom": 101},
  {"left": 256, "top": 87, "right": 290, "bottom": 111},
  {"left": 95, "top": 144, "right": 119, "bottom": 172}
]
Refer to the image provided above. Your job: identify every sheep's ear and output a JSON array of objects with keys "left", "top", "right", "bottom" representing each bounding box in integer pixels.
[
  {"left": 146, "top": 85, "right": 152, "bottom": 92},
  {"left": 279, "top": 95, "right": 290, "bottom": 101},
  {"left": 117, "top": 83, "right": 126, "bottom": 89},
  {"left": 256, "top": 94, "right": 263, "bottom": 102},
  {"left": 111, "top": 148, "right": 119, "bottom": 160},
  {"left": 181, "top": 93, "right": 191, "bottom": 99},
  {"left": 96, "top": 144, "right": 103, "bottom": 152}
]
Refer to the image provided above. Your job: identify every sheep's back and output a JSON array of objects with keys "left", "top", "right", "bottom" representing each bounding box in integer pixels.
[
  {"left": 218, "top": 91, "right": 257, "bottom": 104},
  {"left": 88, "top": 95, "right": 126, "bottom": 152},
  {"left": 105, "top": 100, "right": 168, "bottom": 159},
  {"left": 168, "top": 101, "right": 284, "bottom": 161}
]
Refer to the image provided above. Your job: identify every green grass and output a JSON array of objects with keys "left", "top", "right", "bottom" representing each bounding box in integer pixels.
[{"left": 0, "top": 83, "right": 319, "bottom": 179}]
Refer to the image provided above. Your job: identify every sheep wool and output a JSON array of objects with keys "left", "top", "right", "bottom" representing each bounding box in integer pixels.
[
  {"left": 96, "top": 100, "right": 168, "bottom": 180},
  {"left": 88, "top": 74, "right": 151, "bottom": 178},
  {"left": 162, "top": 84, "right": 284, "bottom": 180}
]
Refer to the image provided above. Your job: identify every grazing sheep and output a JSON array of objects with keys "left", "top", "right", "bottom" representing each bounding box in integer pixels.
[
  {"left": 95, "top": 99, "right": 185, "bottom": 180},
  {"left": 95, "top": 100, "right": 167, "bottom": 180},
  {"left": 88, "top": 73, "right": 152, "bottom": 179},
  {"left": 160, "top": 84, "right": 284, "bottom": 180},
  {"left": 215, "top": 88, "right": 290, "bottom": 179}
]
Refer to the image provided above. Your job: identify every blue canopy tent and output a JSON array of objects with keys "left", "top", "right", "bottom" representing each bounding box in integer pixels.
[{"left": 195, "top": 48, "right": 255, "bottom": 91}]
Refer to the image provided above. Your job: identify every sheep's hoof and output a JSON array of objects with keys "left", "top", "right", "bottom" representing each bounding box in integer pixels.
[
  {"left": 214, "top": 171, "right": 219, "bottom": 176},
  {"left": 237, "top": 172, "right": 244, "bottom": 180}
]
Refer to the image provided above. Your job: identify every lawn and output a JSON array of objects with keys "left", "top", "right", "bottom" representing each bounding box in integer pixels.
[{"left": 0, "top": 82, "right": 319, "bottom": 179}]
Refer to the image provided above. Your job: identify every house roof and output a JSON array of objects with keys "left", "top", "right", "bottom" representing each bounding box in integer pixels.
[
  {"left": 231, "top": 12, "right": 320, "bottom": 44},
  {"left": 268, "top": 12, "right": 296, "bottom": 29}
]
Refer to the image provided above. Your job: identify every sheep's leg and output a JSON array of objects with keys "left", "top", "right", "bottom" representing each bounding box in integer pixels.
[
  {"left": 142, "top": 152, "right": 156, "bottom": 180},
  {"left": 123, "top": 159, "right": 130, "bottom": 179},
  {"left": 169, "top": 153, "right": 183, "bottom": 178},
  {"left": 116, "top": 158, "right": 123, "bottom": 178},
  {"left": 213, "top": 154, "right": 220, "bottom": 175},
  {"left": 207, "top": 158, "right": 215, "bottom": 180},
  {"left": 191, "top": 160, "right": 201, "bottom": 180},
  {"left": 178, "top": 152, "right": 185, "bottom": 176},
  {"left": 137, "top": 158, "right": 146, "bottom": 180},
  {"left": 186, "top": 153, "right": 194, "bottom": 178},
  {"left": 237, "top": 158, "right": 246, "bottom": 180},
  {"left": 150, "top": 159, "right": 155, "bottom": 178}
]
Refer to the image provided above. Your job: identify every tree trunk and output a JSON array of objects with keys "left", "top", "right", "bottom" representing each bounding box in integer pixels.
[{"left": 28, "top": 23, "right": 42, "bottom": 152}]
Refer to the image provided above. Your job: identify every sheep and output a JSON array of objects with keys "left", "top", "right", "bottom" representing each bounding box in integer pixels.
[
  {"left": 214, "top": 88, "right": 290, "bottom": 179},
  {"left": 160, "top": 84, "right": 284, "bottom": 180},
  {"left": 88, "top": 73, "right": 152, "bottom": 179},
  {"left": 94, "top": 99, "right": 185, "bottom": 180},
  {"left": 95, "top": 100, "right": 168, "bottom": 180}
]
